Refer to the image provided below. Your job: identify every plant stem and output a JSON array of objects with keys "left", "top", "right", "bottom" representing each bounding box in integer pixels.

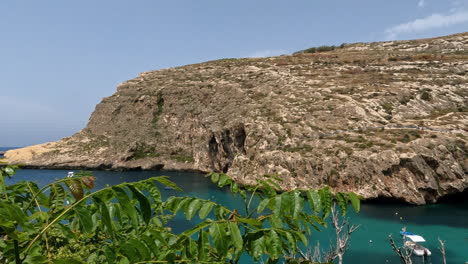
[
  {"left": 14, "top": 239, "right": 21, "bottom": 264},
  {"left": 245, "top": 186, "right": 258, "bottom": 217},
  {"left": 27, "top": 182, "right": 51, "bottom": 259}
]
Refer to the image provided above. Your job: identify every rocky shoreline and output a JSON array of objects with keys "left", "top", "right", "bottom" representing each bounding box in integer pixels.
[{"left": 5, "top": 32, "right": 467, "bottom": 204}]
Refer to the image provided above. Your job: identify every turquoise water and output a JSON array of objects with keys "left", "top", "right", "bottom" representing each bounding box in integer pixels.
[{"left": 7, "top": 168, "right": 467, "bottom": 263}]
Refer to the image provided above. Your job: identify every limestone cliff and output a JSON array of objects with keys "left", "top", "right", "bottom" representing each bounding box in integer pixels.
[{"left": 6, "top": 33, "right": 468, "bottom": 204}]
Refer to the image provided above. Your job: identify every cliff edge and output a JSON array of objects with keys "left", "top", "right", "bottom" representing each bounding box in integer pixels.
[{"left": 6, "top": 33, "right": 468, "bottom": 204}]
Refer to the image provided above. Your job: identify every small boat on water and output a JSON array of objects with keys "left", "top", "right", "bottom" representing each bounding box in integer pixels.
[{"left": 400, "top": 231, "right": 432, "bottom": 256}]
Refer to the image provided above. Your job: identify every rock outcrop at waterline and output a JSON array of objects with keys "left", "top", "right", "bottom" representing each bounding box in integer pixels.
[{"left": 5, "top": 33, "right": 468, "bottom": 204}]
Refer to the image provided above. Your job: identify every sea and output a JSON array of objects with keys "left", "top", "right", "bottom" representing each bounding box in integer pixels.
[{"left": 1, "top": 147, "right": 467, "bottom": 263}]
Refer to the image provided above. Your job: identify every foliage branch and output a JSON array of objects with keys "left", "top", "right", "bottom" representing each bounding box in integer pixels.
[{"left": 0, "top": 166, "right": 360, "bottom": 263}]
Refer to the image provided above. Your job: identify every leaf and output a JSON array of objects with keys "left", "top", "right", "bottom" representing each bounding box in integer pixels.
[
  {"left": 234, "top": 216, "right": 263, "bottom": 229},
  {"left": 283, "top": 215, "right": 299, "bottom": 231},
  {"left": 230, "top": 182, "right": 239, "bottom": 193},
  {"left": 265, "top": 178, "right": 281, "bottom": 190},
  {"left": 96, "top": 188, "right": 114, "bottom": 202},
  {"left": 0, "top": 201, "right": 31, "bottom": 238},
  {"left": 239, "top": 189, "right": 247, "bottom": 200},
  {"left": 309, "top": 215, "right": 326, "bottom": 228},
  {"left": 264, "top": 174, "right": 283, "bottom": 182},
  {"left": 128, "top": 185, "right": 152, "bottom": 223},
  {"left": 139, "top": 179, "right": 162, "bottom": 203},
  {"left": 347, "top": 192, "right": 361, "bottom": 212},
  {"left": 103, "top": 245, "right": 116, "bottom": 264},
  {"left": 149, "top": 229, "right": 169, "bottom": 247},
  {"left": 197, "top": 230, "right": 210, "bottom": 261},
  {"left": 184, "top": 235, "right": 198, "bottom": 259},
  {"left": 81, "top": 176, "right": 96, "bottom": 189},
  {"left": 267, "top": 229, "right": 282, "bottom": 259},
  {"left": 49, "top": 184, "right": 66, "bottom": 213},
  {"left": 112, "top": 186, "right": 138, "bottom": 228},
  {"left": 306, "top": 190, "right": 321, "bottom": 214},
  {"left": 4, "top": 166, "right": 15, "bottom": 176},
  {"left": 65, "top": 179, "right": 84, "bottom": 200},
  {"left": 214, "top": 205, "right": 229, "bottom": 220},
  {"left": 26, "top": 182, "right": 48, "bottom": 207},
  {"left": 250, "top": 232, "right": 266, "bottom": 261},
  {"left": 291, "top": 190, "right": 303, "bottom": 219},
  {"left": 92, "top": 196, "right": 114, "bottom": 237},
  {"left": 273, "top": 195, "right": 283, "bottom": 217},
  {"left": 140, "top": 234, "right": 159, "bottom": 257},
  {"left": 281, "top": 192, "right": 293, "bottom": 215},
  {"left": 319, "top": 187, "right": 333, "bottom": 218},
  {"left": 209, "top": 222, "right": 228, "bottom": 257},
  {"left": 171, "top": 197, "right": 193, "bottom": 214},
  {"left": 258, "top": 180, "right": 276, "bottom": 197},
  {"left": 57, "top": 223, "right": 78, "bottom": 240},
  {"left": 210, "top": 172, "right": 220, "bottom": 184},
  {"left": 117, "top": 257, "right": 130, "bottom": 264},
  {"left": 257, "top": 198, "right": 270, "bottom": 214},
  {"left": 268, "top": 215, "right": 283, "bottom": 229},
  {"left": 281, "top": 230, "right": 296, "bottom": 249},
  {"left": 154, "top": 176, "right": 182, "bottom": 191},
  {"left": 0, "top": 173, "right": 5, "bottom": 194},
  {"left": 292, "top": 231, "right": 308, "bottom": 246},
  {"left": 119, "top": 242, "right": 140, "bottom": 262},
  {"left": 180, "top": 219, "right": 213, "bottom": 239},
  {"left": 164, "top": 196, "right": 181, "bottom": 212},
  {"left": 52, "top": 259, "right": 83, "bottom": 264},
  {"left": 184, "top": 198, "right": 202, "bottom": 220},
  {"left": 129, "top": 239, "right": 151, "bottom": 261},
  {"left": 336, "top": 192, "right": 348, "bottom": 215},
  {"left": 228, "top": 221, "right": 243, "bottom": 251},
  {"left": 108, "top": 203, "right": 121, "bottom": 225},
  {"left": 198, "top": 201, "right": 214, "bottom": 219},
  {"left": 74, "top": 206, "right": 93, "bottom": 233},
  {"left": 218, "top": 173, "right": 229, "bottom": 187}
]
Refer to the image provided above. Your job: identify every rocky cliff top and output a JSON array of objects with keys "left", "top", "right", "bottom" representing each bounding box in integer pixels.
[{"left": 5, "top": 32, "right": 467, "bottom": 204}]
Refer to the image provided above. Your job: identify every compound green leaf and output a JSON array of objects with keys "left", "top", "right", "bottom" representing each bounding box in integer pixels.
[{"left": 228, "top": 221, "right": 243, "bottom": 252}]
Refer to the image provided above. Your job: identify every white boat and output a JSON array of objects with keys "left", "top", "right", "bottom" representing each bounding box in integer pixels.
[{"left": 400, "top": 231, "right": 432, "bottom": 256}]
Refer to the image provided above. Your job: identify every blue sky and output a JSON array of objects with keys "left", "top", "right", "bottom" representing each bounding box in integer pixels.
[{"left": 1, "top": 0, "right": 467, "bottom": 147}]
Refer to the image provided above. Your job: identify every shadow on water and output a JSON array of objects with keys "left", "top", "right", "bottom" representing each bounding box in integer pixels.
[
  {"left": 437, "top": 188, "right": 468, "bottom": 204},
  {"left": 360, "top": 191, "right": 468, "bottom": 228}
]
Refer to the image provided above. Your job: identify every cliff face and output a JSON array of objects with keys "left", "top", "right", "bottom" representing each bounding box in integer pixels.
[{"left": 5, "top": 33, "right": 468, "bottom": 204}]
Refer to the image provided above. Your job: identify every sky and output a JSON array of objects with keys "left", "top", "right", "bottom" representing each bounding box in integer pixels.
[{"left": 1, "top": 0, "right": 467, "bottom": 147}]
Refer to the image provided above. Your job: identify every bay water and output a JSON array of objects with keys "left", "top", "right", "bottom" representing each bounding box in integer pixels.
[{"left": 2, "top": 147, "right": 467, "bottom": 263}]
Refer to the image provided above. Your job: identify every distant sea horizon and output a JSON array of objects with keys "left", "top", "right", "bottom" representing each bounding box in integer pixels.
[{"left": 0, "top": 146, "right": 22, "bottom": 151}]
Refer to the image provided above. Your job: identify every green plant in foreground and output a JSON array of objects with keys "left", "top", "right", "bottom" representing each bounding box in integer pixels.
[{"left": 0, "top": 165, "right": 359, "bottom": 263}]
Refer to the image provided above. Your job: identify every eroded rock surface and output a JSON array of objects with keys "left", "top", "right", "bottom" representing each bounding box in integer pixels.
[{"left": 6, "top": 32, "right": 468, "bottom": 204}]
